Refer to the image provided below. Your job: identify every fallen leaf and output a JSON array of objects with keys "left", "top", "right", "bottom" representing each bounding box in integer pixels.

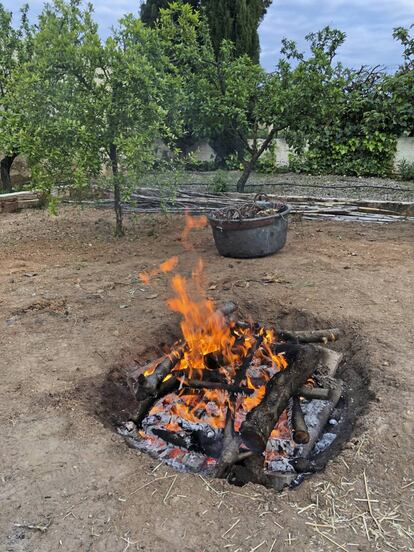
[{"left": 145, "top": 294, "right": 159, "bottom": 300}]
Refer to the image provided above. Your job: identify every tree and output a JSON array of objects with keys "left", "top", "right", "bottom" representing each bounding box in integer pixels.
[
  {"left": 161, "top": 6, "right": 345, "bottom": 190},
  {"left": 0, "top": 3, "right": 34, "bottom": 192},
  {"left": 141, "top": 0, "right": 271, "bottom": 62},
  {"left": 18, "top": 0, "right": 182, "bottom": 236},
  {"left": 203, "top": 0, "right": 272, "bottom": 63},
  {"left": 143, "top": 0, "right": 273, "bottom": 163},
  {"left": 141, "top": 0, "right": 200, "bottom": 26},
  {"left": 286, "top": 26, "right": 414, "bottom": 177},
  {"left": 388, "top": 25, "right": 414, "bottom": 137}
]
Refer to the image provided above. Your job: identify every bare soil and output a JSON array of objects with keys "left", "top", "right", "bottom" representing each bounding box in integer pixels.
[{"left": 1, "top": 206, "right": 413, "bottom": 552}]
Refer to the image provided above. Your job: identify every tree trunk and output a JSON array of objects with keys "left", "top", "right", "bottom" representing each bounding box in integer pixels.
[
  {"left": 236, "top": 129, "right": 277, "bottom": 192},
  {"left": 109, "top": 144, "right": 124, "bottom": 237},
  {"left": 0, "top": 154, "right": 18, "bottom": 193}
]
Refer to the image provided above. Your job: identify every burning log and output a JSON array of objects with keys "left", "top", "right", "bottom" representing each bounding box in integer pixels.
[
  {"left": 240, "top": 344, "right": 323, "bottom": 452},
  {"left": 135, "top": 348, "right": 184, "bottom": 401},
  {"left": 235, "top": 322, "right": 342, "bottom": 345},
  {"left": 233, "top": 333, "right": 264, "bottom": 390},
  {"left": 215, "top": 334, "right": 264, "bottom": 478},
  {"left": 290, "top": 396, "right": 310, "bottom": 444},
  {"left": 131, "top": 375, "right": 179, "bottom": 426}
]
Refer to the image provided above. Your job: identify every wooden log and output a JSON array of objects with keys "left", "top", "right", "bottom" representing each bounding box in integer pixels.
[
  {"left": 290, "top": 396, "right": 310, "bottom": 444},
  {"left": 240, "top": 344, "right": 323, "bottom": 453},
  {"left": 296, "top": 386, "right": 331, "bottom": 401},
  {"left": 215, "top": 334, "right": 264, "bottom": 478},
  {"left": 135, "top": 348, "right": 185, "bottom": 401},
  {"left": 275, "top": 328, "right": 341, "bottom": 344},
  {"left": 233, "top": 334, "right": 264, "bottom": 389},
  {"left": 215, "top": 410, "right": 242, "bottom": 478},
  {"left": 131, "top": 376, "right": 179, "bottom": 427}
]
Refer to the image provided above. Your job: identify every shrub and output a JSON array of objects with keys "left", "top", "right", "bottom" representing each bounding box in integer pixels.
[{"left": 397, "top": 159, "right": 414, "bottom": 181}]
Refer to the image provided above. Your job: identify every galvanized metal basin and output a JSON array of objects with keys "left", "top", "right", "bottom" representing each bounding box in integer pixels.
[{"left": 208, "top": 204, "right": 291, "bottom": 258}]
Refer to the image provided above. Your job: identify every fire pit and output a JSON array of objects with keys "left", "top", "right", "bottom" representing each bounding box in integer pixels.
[
  {"left": 114, "top": 214, "right": 350, "bottom": 491},
  {"left": 119, "top": 300, "right": 346, "bottom": 491}
]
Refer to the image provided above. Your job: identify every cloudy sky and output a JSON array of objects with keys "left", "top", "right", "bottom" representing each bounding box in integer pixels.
[{"left": 3, "top": 0, "right": 414, "bottom": 71}]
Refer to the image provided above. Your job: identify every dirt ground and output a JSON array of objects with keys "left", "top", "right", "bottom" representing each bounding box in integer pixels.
[{"left": 1, "top": 206, "right": 413, "bottom": 552}]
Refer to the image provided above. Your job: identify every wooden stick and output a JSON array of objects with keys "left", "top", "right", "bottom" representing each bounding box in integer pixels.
[
  {"left": 275, "top": 328, "right": 341, "bottom": 344},
  {"left": 135, "top": 348, "right": 184, "bottom": 400},
  {"left": 296, "top": 386, "right": 331, "bottom": 401},
  {"left": 240, "top": 344, "right": 323, "bottom": 452},
  {"left": 216, "top": 335, "right": 264, "bottom": 479},
  {"left": 131, "top": 376, "right": 179, "bottom": 427},
  {"left": 290, "top": 396, "right": 310, "bottom": 444}
]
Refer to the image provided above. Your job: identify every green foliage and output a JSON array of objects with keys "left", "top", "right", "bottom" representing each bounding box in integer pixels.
[
  {"left": 47, "top": 195, "right": 60, "bottom": 216},
  {"left": 211, "top": 170, "right": 230, "bottom": 192},
  {"left": 387, "top": 26, "right": 414, "bottom": 137},
  {"left": 16, "top": 0, "right": 184, "bottom": 234},
  {"left": 289, "top": 133, "right": 397, "bottom": 177},
  {"left": 203, "top": 0, "right": 272, "bottom": 62},
  {"left": 284, "top": 27, "right": 405, "bottom": 177},
  {"left": 141, "top": 0, "right": 271, "bottom": 62},
  {"left": 0, "top": 3, "right": 34, "bottom": 191},
  {"left": 141, "top": 0, "right": 200, "bottom": 26},
  {"left": 256, "top": 143, "right": 277, "bottom": 174},
  {"left": 397, "top": 159, "right": 414, "bottom": 181},
  {"left": 161, "top": 11, "right": 350, "bottom": 189}
]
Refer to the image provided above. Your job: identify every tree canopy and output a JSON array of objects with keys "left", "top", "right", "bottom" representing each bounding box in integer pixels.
[
  {"left": 160, "top": 5, "right": 349, "bottom": 190},
  {"left": 140, "top": 0, "right": 200, "bottom": 26},
  {"left": 0, "top": 0, "right": 412, "bottom": 234},
  {"left": 203, "top": 0, "right": 272, "bottom": 62},
  {"left": 141, "top": 0, "right": 272, "bottom": 62},
  {"left": 16, "top": 0, "right": 183, "bottom": 234},
  {"left": 0, "top": 3, "right": 34, "bottom": 192}
]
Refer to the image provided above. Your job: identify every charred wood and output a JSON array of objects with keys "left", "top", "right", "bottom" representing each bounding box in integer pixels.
[
  {"left": 135, "top": 348, "right": 184, "bottom": 401},
  {"left": 290, "top": 397, "right": 310, "bottom": 444},
  {"left": 276, "top": 328, "right": 341, "bottom": 344},
  {"left": 240, "top": 345, "right": 323, "bottom": 453},
  {"left": 215, "top": 335, "right": 264, "bottom": 478},
  {"left": 131, "top": 375, "right": 179, "bottom": 427},
  {"left": 296, "top": 386, "right": 331, "bottom": 401}
]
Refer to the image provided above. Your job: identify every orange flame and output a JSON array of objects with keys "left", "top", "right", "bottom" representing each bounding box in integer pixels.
[
  {"left": 142, "top": 214, "right": 292, "bottom": 445},
  {"left": 139, "top": 256, "right": 179, "bottom": 285}
]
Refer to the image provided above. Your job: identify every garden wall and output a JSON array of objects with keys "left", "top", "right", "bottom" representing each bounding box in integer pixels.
[{"left": 2, "top": 137, "right": 414, "bottom": 187}]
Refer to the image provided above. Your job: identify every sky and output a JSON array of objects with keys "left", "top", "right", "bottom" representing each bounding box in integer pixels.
[{"left": 3, "top": 0, "right": 414, "bottom": 72}]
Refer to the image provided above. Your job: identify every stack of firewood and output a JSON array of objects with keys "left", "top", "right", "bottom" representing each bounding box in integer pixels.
[{"left": 0, "top": 191, "right": 41, "bottom": 213}]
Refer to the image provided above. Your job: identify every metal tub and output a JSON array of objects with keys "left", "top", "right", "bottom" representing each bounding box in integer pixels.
[{"left": 208, "top": 204, "right": 291, "bottom": 258}]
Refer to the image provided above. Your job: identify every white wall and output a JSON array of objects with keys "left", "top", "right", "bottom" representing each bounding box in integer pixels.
[
  {"left": 3, "top": 136, "right": 414, "bottom": 186},
  {"left": 395, "top": 137, "right": 414, "bottom": 166}
]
